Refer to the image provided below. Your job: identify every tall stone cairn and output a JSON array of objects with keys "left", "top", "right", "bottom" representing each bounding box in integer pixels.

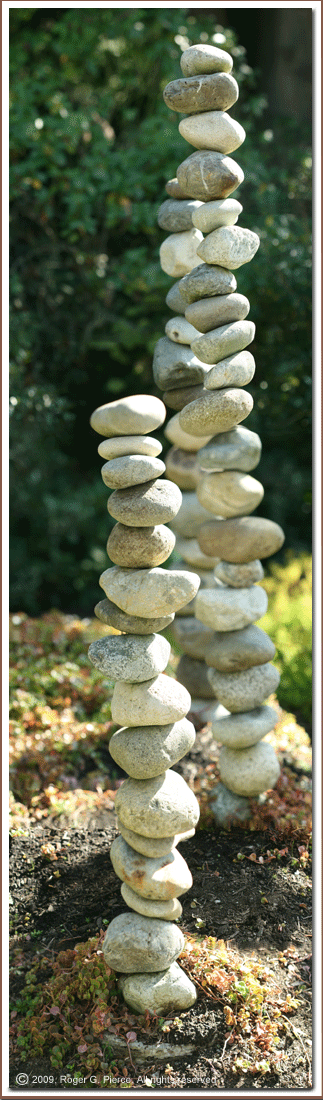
[
  {"left": 154, "top": 43, "right": 285, "bottom": 824},
  {"left": 89, "top": 393, "right": 199, "bottom": 1014}
]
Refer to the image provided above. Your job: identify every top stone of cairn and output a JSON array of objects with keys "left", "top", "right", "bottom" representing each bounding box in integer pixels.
[
  {"left": 90, "top": 395, "right": 166, "bottom": 437},
  {"left": 180, "top": 44, "right": 233, "bottom": 77}
]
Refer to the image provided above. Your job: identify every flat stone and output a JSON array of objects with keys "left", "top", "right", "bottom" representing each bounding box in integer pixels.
[
  {"left": 214, "top": 559, "right": 264, "bottom": 587},
  {"left": 117, "top": 819, "right": 195, "bottom": 858},
  {"left": 163, "top": 384, "right": 205, "bottom": 411},
  {"left": 192, "top": 197, "right": 242, "bottom": 233},
  {"left": 88, "top": 632, "right": 170, "bottom": 684},
  {"left": 176, "top": 655, "right": 217, "bottom": 699},
  {"left": 175, "top": 537, "right": 218, "bottom": 570},
  {"left": 204, "top": 350, "right": 255, "bottom": 389},
  {"left": 160, "top": 228, "right": 204, "bottom": 278},
  {"left": 153, "top": 336, "right": 210, "bottom": 391},
  {"left": 98, "top": 435, "right": 163, "bottom": 461},
  {"left": 197, "top": 225, "right": 260, "bottom": 269},
  {"left": 109, "top": 717, "right": 196, "bottom": 779},
  {"left": 165, "top": 316, "right": 201, "bottom": 344},
  {"left": 179, "top": 111, "right": 245, "bottom": 154},
  {"left": 191, "top": 319, "right": 255, "bottom": 364},
  {"left": 206, "top": 624, "right": 275, "bottom": 673},
  {"left": 110, "top": 835, "right": 192, "bottom": 900},
  {"left": 196, "top": 470, "right": 264, "bottom": 517},
  {"left": 165, "top": 177, "right": 188, "bottom": 199},
  {"left": 179, "top": 387, "right": 253, "bottom": 437},
  {"left": 171, "top": 491, "right": 214, "bottom": 538},
  {"left": 177, "top": 151, "right": 244, "bottom": 202},
  {"left": 157, "top": 198, "right": 204, "bottom": 232},
  {"left": 121, "top": 883, "right": 183, "bottom": 921},
  {"left": 103, "top": 912, "right": 184, "bottom": 972},
  {"left": 166, "top": 280, "right": 187, "bottom": 314},
  {"left": 185, "top": 294, "right": 250, "bottom": 333},
  {"left": 212, "top": 704, "right": 278, "bottom": 748},
  {"left": 107, "top": 479, "right": 182, "bottom": 527},
  {"left": 208, "top": 662, "right": 280, "bottom": 712},
  {"left": 119, "top": 962, "right": 197, "bottom": 1014},
  {"left": 112, "top": 675, "right": 191, "bottom": 727},
  {"left": 101, "top": 454, "right": 165, "bottom": 490},
  {"left": 165, "top": 447, "right": 198, "bottom": 490},
  {"left": 195, "top": 585, "right": 268, "bottom": 631},
  {"left": 100, "top": 566, "right": 199, "bottom": 617},
  {"left": 198, "top": 516, "right": 285, "bottom": 562},
  {"left": 219, "top": 741, "right": 280, "bottom": 796},
  {"left": 90, "top": 395, "right": 165, "bottom": 437},
  {"left": 180, "top": 43, "right": 233, "bottom": 77},
  {"left": 209, "top": 782, "right": 251, "bottom": 825},
  {"left": 107, "top": 523, "right": 175, "bottom": 568},
  {"left": 163, "top": 72, "right": 239, "bottom": 114},
  {"left": 94, "top": 597, "right": 174, "bottom": 635},
  {"left": 170, "top": 617, "right": 215, "bottom": 660},
  {"left": 115, "top": 769, "right": 200, "bottom": 838},
  {"left": 164, "top": 413, "right": 212, "bottom": 453},
  {"left": 179, "top": 263, "right": 237, "bottom": 304},
  {"left": 197, "top": 426, "right": 262, "bottom": 473}
]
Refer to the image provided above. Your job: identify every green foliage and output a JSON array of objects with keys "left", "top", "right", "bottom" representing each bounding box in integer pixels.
[
  {"left": 10, "top": 8, "right": 311, "bottom": 613},
  {"left": 260, "top": 554, "right": 312, "bottom": 725}
]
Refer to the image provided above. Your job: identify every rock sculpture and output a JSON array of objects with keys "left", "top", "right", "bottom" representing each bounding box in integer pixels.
[
  {"left": 155, "top": 42, "right": 284, "bottom": 818},
  {"left": 89, "top": 393, "right": 198, "bottom": 1013}
]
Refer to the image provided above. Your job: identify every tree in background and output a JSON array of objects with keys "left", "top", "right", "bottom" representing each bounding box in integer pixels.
[{"left": 9, "top": 7, "right": 311, "bottom": 615}]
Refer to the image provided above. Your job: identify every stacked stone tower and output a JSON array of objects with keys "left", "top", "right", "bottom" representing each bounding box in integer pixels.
[
  {"left": 154, "top": 43, "right": 285, "bottom": 819},
  {"left": 88, "top": 394, "right": 199, "bottom": 1013}
]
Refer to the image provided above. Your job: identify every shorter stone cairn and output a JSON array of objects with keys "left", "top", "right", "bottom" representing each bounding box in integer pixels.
[
  {"left": 89, "top": 393, "right": 199, "bottom": 1014},
  {"left": 155, "top": 42, "right": 285, "bottom": 822}
]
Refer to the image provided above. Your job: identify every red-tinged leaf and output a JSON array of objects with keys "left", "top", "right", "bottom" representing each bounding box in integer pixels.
[
  {"left": 248, "top": 852, "right": 257, "bottom": 861},
  {"left": 49, "top": 1006, "right": 60, "bottom": 1016},
  {"left": 77, "top": 1042, "right": 88, "bottom": 1053},
  {"left": 126, "top": 1031, "right": 137, "bottom": 1042},
  {"left": 11, "top": 1011, "right": 17, "bottom": 1019}
]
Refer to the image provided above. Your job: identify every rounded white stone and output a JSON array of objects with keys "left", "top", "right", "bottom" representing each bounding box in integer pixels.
[
  {"left": 171, "top": 491, "right": 214, "bottom": 538},
  {"left": 102, "top": 912, "right": 184, "bottom": 972},
  {"left": 164, "top": 412, "right": 213, "bottom": 452},
  {"left": 208, "top": 662, "right": 281, "bottom": 712},
  {"left": 109, "top": 717, "right": 196, "bottom": 779},
  {"left": 195, "top": 585, "right": 268, "bottom": 631},
  {"left": 101, "top": 454, "right": 165, "bottom": 490},
  {"left": 219, "top": 740, "right": 280, "bottom": 796},
  {"left": 198, "top": 426, "right": 262, "bottom": 474},
  {"left": 166, "top": 280, "right": 187, "bottom": 314},
  {"left": 119, "top": 961, "right": 197, "bottom": 1014},
  {"left": 90, "top": 395, "right": 166, "bottom": 437},
  {"left": 117, "top": 818, "right": 195, "bottom": 858},
  {"left": 121, "top": 883, "right": 183, "bottom": 921},
  {"left": 165, "top": 316, "right": 201, "bottom": 344},
  {"left": 99, "top": 565, "right": 200, "bottom": 617},
  {"left": 196, "top": 470, "right": 264, "bottom": 518},
  {"left": 180, "top": 43, "right": 233, "bottom": 77},
  {"left": 111, "top": 675, "right": 191, "bottom": 727},
  {"left": 97, "top": 435, "right": 163, "bottom": 460},
  {"left": 197, "top": 225, "right": 260, "bottom": 269},
  {"left": 110, "top": 835, "right": 192, "bottom": 900},
  {"left": 175, "top": 536, "right": 219, "bottom": 570},
  {"left": 212, "top": 704, "right": 278, "bottom": 748},
  {"left": 88, "top": 633, "right": 170, "bottom": 684},
  {"left": 214, "top": 559, "right": 264, "bottom": 587},
  {"left": 115, "top": 768, "right": 200, "bottom": 837},
  {"left": 185, "top": 293, "right": 250, "bottom": 334},
  {"left": 179, "top": 111, "right": 245, "bottom": 154},
  {"left": 191, "top": 320, "right": 255, "bottom": 365},
  {"left": 192, "top": 197, "right": 242, "bottom": 233},
  {"left": 204, "top": 350, "right": 255, "bottom": 390},
  {"left": 160, "top": 229, "right": 204, "bottom": 278}
]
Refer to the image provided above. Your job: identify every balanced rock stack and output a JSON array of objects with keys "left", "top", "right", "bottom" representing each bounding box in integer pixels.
[
  {"left": 88, "top": 393, "right": 199, "bottom": 1014},
  {"left": 154, "top": 42, "right": 285, "bottom": 819}
]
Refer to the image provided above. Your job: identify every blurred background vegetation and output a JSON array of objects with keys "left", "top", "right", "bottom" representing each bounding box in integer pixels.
[{"left": 10, "top": 6, "right": 312, "bottom": 617}]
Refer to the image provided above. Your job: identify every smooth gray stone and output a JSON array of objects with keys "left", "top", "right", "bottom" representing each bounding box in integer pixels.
[
  {"left": 175, "top": 536, "right": 218, "bottom": 570},
  {"left": 165, "top": 316, "right": 200, "bottom": 344},
  {"left": 209, "top": 781, "right": 251, "bottom": 825},
  {"left": 100, "top": 565, "right": 200, "bottom": 618},
  {"left": 117, "top": 818, "right": 195, "bottom": 858},
  {"left": 109, "top": 717, "right": 196, "bottom": 779},
  {"left": 165, "top": 177, "right": 188, "bottom": 199},
  {"left": 214, "top": 559, "right": 264, "bottom": 588},
  {"left": 196, "top": 470, "right": 264, "bottom": 518},
  {"left": 179, "top": 387, "right": 253, "bottom": 437},
  {"left": 212, "top": 704, "right": 278, "bottom": 748},
  {"left": 191, "top": 319, "right": 255, "bottom": 365},
  {"left": 163, "top": 72, "right": 239, "bottom": 114},
  {"left": 208, "top": 663, "right": 280, "bottom": 712},
  {"left": 94, "top": 597, "right": 175, "bottom": 635},
  {"left": 197, "top": 427, "right": 262, "bottom": 473},
  {"left": 121, "top": 883, "right": 183, "bottom": 921},
  {"left": 179, "top": 111, "right": 245, "bottom": 154},
  {"left": 198, "top": 516, "right": 285, "bottom": 563},
  {"left": 98, "top": 435, "right": 163, "bottom": 461},
  {"left": 195, "top": 585, "right": 268, "bottom": 632},
  {"left": 160, "top": 228, "right": 203, "bottom": 278},
  {"left": 163, "top": 384, "right": 205, "bottom": 412},
  {"left": 180, "top": 43, "right": 233, "bottom": 77},
  {"left": 112, "top": 675, "right": 191, "bottom": 728},
  {"left": 164, "top": 412, "right": 213, "bottom": 452},
  {"left": 197, "top": 224, "right": 260, "bottom": 269},
  {"left": 165, "top": 446, "right": 199, "bottom": 490},
  {"left": 102, "top": 912, "right": 184, "bottom": 972},
  {"left": 206, "top": 625, "right": 275, "bottom": 673},
  {"left": 110, "top": 835, "right": 192, "bottom": 900},
  {"left": 176, "top": 654, "right": 217, "bottom": 699},
  {"left": 204, "top": 351, "right": 255, "bottom": 390},
  {"left": 177, "top": 150, "right": 244, "bottom": 202},
  {"left": 179, "top": 263, "right": 237, "bottom": 304},
  {"left": 108, "top": 478, "right": 182, "bottom": 527},
  {"left": 152, "top": 336, "right": 210, "bottom": 390},
  {"left": 166, "top": 280, "right": 187, "bottom": 315},
  {"left": 115, "top": 769, "right": 200, "bottom": 837},
  {"left": 107, "top": 522, "right": 175, "bottom": 568},
  {"left": 90, "top": 394, "right": 165, "bottom": 437},
  {"left": 193, "top": 197, "right": 242, "bottom": 233},
  {"left": 101, "top": 454, "right": 165, "bottom": 490},
  {"left": 157, "top": 198, "right": 203, "bottom": 232},
  {"left": 185, "top": 294, "right": 250, "bottom": 333},
  {"left": 219, "top": 741, "right": 280, "bottom": 796},
  {"left": 119, "top": 962, "right": 197, "bottom": 1014},
  {"left": 170, "top": 617, "right": 215, "bottom": 660},
  {"left": 88, "top": 632, "right": 170, "bottom": 684},
  {"left": 171, "top": 491, "right": 213, "bottom": 538}
]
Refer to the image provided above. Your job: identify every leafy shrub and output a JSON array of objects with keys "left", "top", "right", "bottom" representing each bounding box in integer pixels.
[{"left": 260, "top": 554, "right": 312, "bottom": 727}]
